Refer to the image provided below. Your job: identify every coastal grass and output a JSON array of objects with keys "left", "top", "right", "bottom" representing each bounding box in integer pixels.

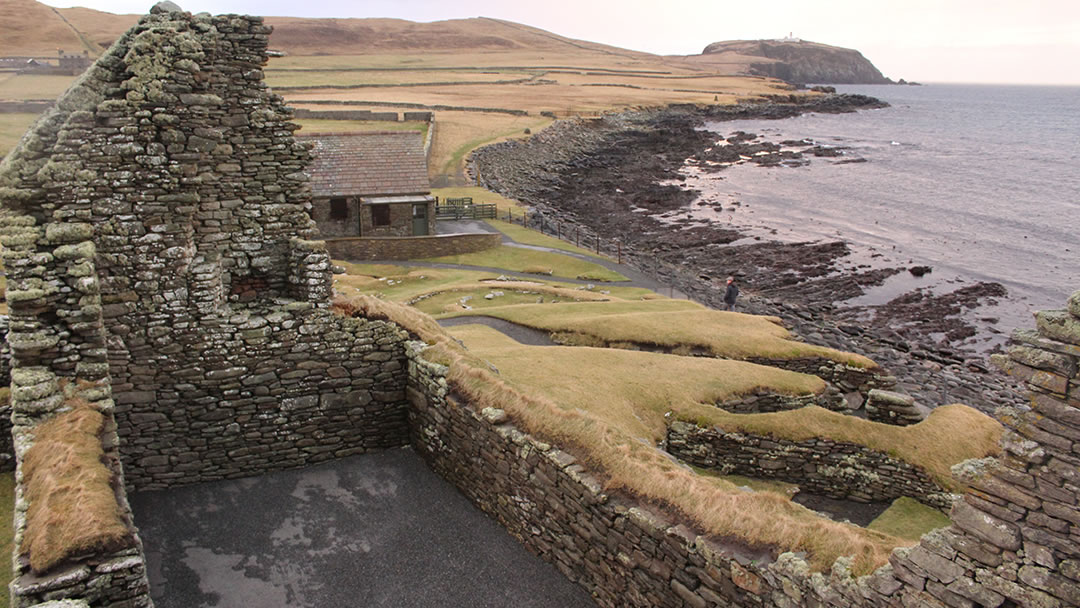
[
  {"left": 441, "top": 299, "right": 878, "bottom": 367},
  {"left": 0, "top": 114, "right": 43, "bottom": 159},
  {"left": 335, "top": 294, "right": 1001, "bottom": 574},
  {"left": 21, "top": 403, "right": 132, "bottom": 574},
  {"left": 409, "top": 284, "right": 615, "bottom": 316},
  {"left": 0, "top": 471, "right": 12, "bottom": 608},
  {"left": 419, "top": 245, "right": 628, "bottom": 282},
  {"left": 331, "top": 261, "right": 654, "bottom": 305},
  {"left": 868, "top": 497, "right": 952, "bottom": 541}
]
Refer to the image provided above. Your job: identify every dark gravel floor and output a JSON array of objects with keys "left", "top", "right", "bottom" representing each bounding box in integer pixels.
[{"left": 130, "top": 448, "right": 595, "bottom": 608}]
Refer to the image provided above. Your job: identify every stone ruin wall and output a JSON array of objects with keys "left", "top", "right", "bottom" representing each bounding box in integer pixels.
[
  {"left": 0, "top": 6, "right": 413, "bottom": 606},
  {"left": 0, "top": 4, "right": 1078, "bottom": 608},
  {"left": 665, "top": 420, "right": 953, "bottom": 509},
  {"left": 409, "top": 291, "right": 1080, "bottom": 608}
]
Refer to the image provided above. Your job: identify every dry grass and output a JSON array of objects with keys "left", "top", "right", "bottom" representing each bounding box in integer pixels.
[
  {"left": 21, "top": 403, "right": 133, "bottom": 574},
  {"left": 440, "top": 298, "right": 878, "bottom": 367},
  {"left": 266, "top": 69, "right": 534, "bottom": 88},
  {"left": 1, "top": 113, "right": 46, "bottom": 161},
  {"left": 682, "top": 404, "right": 1001, "bottom": 492},
  {"left": 0, "top": 75, "right": 77, "bottom": 100},
  {"left": 408, "top": 283, "right": 614, "bottom": 316},
  {"left": 331, "top": 262, "right": 654, "bottom": 305},
  {"left": 420, "top": 245, "right": 628, "bottom": 282},
  {"left": 336, "top": 294, "right": 1001, "bottom": 574}
]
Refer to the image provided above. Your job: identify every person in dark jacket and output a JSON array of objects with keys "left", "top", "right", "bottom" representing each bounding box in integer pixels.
[{"left": 723, "top": 276, "right": 739, "bottom": 311}]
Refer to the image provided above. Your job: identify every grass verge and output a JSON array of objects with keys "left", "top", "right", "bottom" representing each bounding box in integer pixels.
[
  {"left": 868, "top": 497, "right": 952, "bottom": 540},
  {"left": 420, "top": 245, "right": 628, "bottom": 282},
  {"left": 485, "top": 219, "right": 616, "bottom": 261},
  {"left": 441, "top": 298, "right": 877, "bottom": 367}
]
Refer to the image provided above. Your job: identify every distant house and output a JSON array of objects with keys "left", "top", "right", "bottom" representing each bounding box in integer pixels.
[{"left": 300, "top": 131, "right": 435, "bottom": 238}]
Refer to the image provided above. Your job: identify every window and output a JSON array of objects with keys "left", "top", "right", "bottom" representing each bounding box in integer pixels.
[
  {"left": 371, "top": 204, "right": 391, "bottom": 227},
  {"left": 329, "top": 198, "right": 348, "bottom": 220}
]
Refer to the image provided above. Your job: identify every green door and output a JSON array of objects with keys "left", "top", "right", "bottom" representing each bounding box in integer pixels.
[{"left": 412, "top": 203, "right": 429, "bottom": 236}]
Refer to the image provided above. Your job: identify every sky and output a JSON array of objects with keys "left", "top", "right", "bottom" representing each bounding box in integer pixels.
[{"left": 39, "top": 0, "right": 1080, "bottom": 85}]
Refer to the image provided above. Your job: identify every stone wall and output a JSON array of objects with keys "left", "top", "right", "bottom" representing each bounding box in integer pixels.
[
  {"left": 8, "top": 370, "right": 152, "bottom": 608},
  {"left": 323, "top": 232, "right": 501, "bottom": 261},
  {"left": 0, "top": 5, "right": 418, "bottom": 603},
  {"left": 407, "top": 289, "right": 1080, "bottom": 608},
  {"left": 359, "top": 201, "right": 420, "bottom": 237},
  {"left": 310, "top": 196, "right": 362, "bottom": 238},
  {"left": 665, "top": 420, "right": 953, "bottom": 508}
]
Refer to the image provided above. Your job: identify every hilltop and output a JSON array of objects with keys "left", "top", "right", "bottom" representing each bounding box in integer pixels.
[{"left": 693, "top": 38, "right": 892, "bottom": 84}]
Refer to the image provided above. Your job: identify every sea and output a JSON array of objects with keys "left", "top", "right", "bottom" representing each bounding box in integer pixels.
[{"left": 676, "top": 83, "right": 1080, "bottom": 349}]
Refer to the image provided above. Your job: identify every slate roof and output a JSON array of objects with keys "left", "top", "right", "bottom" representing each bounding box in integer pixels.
[{"left": 300, "top": 131, "right": 430, "bottom": 198}]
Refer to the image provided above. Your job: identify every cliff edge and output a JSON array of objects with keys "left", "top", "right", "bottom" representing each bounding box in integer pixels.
[{"left": 702, "top": 39, "right": 892, "bottom": 84}]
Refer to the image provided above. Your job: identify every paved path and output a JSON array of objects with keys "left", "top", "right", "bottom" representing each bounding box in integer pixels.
[{"left": 130, "top": 448, "right": 595, "bottom": 608}]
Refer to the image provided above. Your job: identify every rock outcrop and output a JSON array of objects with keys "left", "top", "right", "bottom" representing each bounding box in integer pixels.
[{"left": 702, "top": 39, "right": 892, "bottom": 84}]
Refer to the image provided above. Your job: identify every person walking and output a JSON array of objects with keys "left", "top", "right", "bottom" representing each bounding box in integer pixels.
[{"left": 723, "top": 276, "right": 739, "bottom": 311}]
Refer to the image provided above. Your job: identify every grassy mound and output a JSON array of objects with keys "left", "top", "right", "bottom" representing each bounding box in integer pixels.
[
  {"left": 21, "top": 403, "right": 133, "bottom": 574},
  {"left": 442, "top": 299, "right": 878, "bottom": 368},
  {"left": 420, "top": 245, "right": 628, "bottom": 282}
]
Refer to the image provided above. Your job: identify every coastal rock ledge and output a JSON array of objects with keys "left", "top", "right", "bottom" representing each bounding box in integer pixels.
[{"left": 702, "top": 39, "right": 893, "bottom": 84}]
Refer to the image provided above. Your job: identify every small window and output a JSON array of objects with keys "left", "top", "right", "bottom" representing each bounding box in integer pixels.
[
  {"left": 371, "top": 204, "right": 391, "bottom": 227},
  {"left": 329, "top": 198, "right": 348, "bottom": 220}
]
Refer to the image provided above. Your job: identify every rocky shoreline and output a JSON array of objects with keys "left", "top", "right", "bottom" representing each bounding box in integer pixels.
[{"left": 470, "top": 95, "right": 1024, "bottom": 413}]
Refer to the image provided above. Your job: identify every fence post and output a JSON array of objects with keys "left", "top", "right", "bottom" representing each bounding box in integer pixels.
[
  {"left": 576, "top": 227, "right": 580, "bottom": 248},
  {"left": 595, "top": 234, "right": 599, "bottom": 254},
  {"left": 618, "top": 241, "right": 622, "bottom": 265},
  {"left": 557, "top": 222, "right": 561, "bottom": 241}
]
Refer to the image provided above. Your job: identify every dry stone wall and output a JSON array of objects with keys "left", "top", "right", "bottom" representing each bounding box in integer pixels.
[
  {"left": 322, "top": 232, "right": 501, "bottom": 261},
  {"left": 8, "top": 371, "right": 152, "bottom": 607},
  {"left": 665, "top": 419, "right": 953, "bottom": 508},
  {"left": 406, "top": 289, "right": 1080, "bottom": 608},
  {"left": 0, "top": 4, "right": 415, "bottom": 604}
]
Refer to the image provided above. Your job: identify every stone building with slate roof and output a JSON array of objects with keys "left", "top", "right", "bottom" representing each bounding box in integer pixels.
[{"left": 300, "top": 131, "right": 435, "bottom": 238}]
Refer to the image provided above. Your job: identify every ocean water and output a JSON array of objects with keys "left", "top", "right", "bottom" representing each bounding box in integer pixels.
[{"left": 680, "top": 84, "right": 1080, "bottom": 342}]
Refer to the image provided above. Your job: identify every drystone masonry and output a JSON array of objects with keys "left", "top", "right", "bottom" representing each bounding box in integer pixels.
[
  {"left": 0, "top": 4, "right": 414, "bottom": 605},
  {"left": 322, "top": 232, "right": 501, "bottom": 261},
  {"left": 408, "top": 288, "right": 1080, "bottom": 608},
  {"left": 665, "top": 420, "right": 953, "bottom": 508}
]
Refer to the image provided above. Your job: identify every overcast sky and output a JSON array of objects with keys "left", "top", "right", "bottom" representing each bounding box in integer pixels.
[{"left": 40, "top": 0, "right": 1080, "bottom": 85}]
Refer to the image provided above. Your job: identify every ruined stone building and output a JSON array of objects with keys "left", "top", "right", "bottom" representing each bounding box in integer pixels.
[{"left": 0, "top": 4, "right": 1078, "bottom": 608}]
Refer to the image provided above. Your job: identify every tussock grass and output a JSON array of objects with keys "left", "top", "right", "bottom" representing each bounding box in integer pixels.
[
  {"left": 420, "top": 245, "right": 628, "bottom": 282},
  {"left": 21, "top": 403, "right": 133, "bottom": 574},
  {"left": 409, "top": 284, "right": 613, "bottom": 316},
  {"left": 335, "top": 295, "right": 1001, "bottom": 574},
  {"left": 442, "top": 299, "right": 878, "bottom": 368},
  {"left": 869, "top": 497, "right": 952, "bottom": 540}
]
